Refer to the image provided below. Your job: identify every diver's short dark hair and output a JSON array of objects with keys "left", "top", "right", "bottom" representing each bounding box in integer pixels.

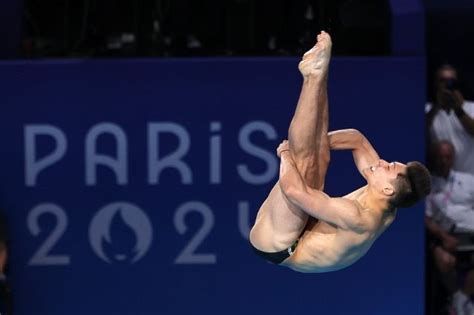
[{"left": 389, "top": 161, "right": 432, "bottom": 208}]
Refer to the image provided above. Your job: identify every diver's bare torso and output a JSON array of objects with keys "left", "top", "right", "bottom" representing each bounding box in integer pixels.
[
  {"left": 250, "top": 183, "right": 397, "bottom": 273},
  {"left": 281, "top": 186, "right": 396, "bottom": 273}
]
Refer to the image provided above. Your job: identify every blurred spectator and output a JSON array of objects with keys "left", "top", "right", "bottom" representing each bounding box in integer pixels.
[
  {"left": 426, "top": 140, "right": 474, "bottom": 315},
  {"left": 426, "top": 141, "right": 474, "bottom": 234},
  {"left": 426, "top": 65, "right": 474, "bottom": 175},
  {"left": 451, "top": 269, "right": 474, "bottom": 315}
]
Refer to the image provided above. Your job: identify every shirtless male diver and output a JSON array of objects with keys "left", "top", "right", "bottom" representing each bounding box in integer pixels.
[{"left": 249, "top": 31, "right": 431, "bottom": 273}]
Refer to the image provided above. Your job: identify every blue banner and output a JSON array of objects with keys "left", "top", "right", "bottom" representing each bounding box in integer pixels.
[{"left": 0, "top": 57, "right": 425, "bottom": 315}]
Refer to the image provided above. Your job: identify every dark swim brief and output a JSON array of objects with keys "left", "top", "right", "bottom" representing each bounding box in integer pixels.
[{"left": 250, "top": 240, "right": 299, "bottom": 264}]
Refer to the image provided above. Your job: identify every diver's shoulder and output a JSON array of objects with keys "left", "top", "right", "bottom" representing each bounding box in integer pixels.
[{"left": 341, "top": 185, "right": 367, "bottom": 200}]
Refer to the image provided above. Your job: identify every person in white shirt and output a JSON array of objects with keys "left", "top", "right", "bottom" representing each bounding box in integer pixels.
[
  {"left": 426, "top": 141, "right": 474, "bottom": 235},
  {"left": 426, "top": 65, "right": 474, "bottom": 175},
  {"left": 426, "top": 140, "right": 474, "bottom": 314}
]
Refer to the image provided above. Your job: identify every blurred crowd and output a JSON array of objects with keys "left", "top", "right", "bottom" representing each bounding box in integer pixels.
[
  {"left": 425, "top": 65, "right": 474, "bottom": 315},
  {"left": 22, "top": 0, "right": 390, "bottom": 58}
]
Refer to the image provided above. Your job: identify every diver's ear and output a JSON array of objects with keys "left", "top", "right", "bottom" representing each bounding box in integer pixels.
[{"left": 382, "top": 186, "right": 395, "bottom": 196}]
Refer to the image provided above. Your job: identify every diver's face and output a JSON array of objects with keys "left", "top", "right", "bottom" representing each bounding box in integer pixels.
[{"left": 366, "top": 160, "right": 407, "bottom": 192}]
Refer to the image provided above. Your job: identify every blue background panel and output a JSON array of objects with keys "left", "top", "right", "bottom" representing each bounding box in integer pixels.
[{"left": 0, "top": 57, "right": 424, "bottom": 315}]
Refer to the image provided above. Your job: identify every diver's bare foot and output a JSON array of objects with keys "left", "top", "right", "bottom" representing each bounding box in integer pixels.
[{"left": 298, "top": 31, "right": 332, "bottom": 79}]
